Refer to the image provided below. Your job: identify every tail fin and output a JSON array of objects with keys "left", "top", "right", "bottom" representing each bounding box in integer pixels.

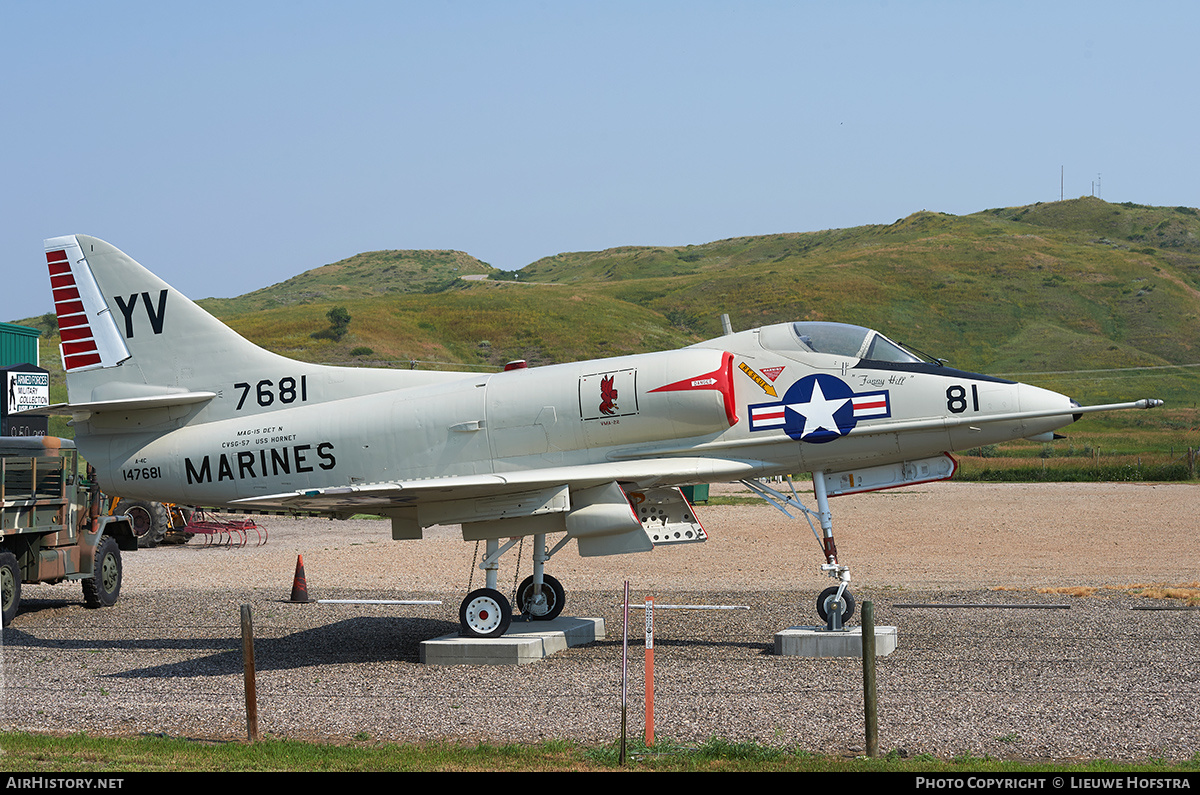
[
  {"left": 46, "top": 235, "right": 288, "bottom": 409},
  {"left": 44, "top": 235, "right": 458, "bottom": 423}
]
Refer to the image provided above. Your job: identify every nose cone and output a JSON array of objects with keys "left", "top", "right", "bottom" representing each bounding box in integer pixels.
[{"left": 1018, "top": 383, "right": 1080, "bottom": 433}]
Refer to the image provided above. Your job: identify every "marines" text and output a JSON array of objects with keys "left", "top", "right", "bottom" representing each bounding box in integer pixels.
[{"left": 185, "top": 442, "right": 335, "bottom": 484}]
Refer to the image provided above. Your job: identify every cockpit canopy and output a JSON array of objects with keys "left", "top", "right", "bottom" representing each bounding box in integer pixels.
[{"left": 758, "top": 322, "right": 923, "bottom": 364}]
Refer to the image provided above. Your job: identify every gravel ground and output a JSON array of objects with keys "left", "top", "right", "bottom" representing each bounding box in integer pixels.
[{"left": 1, "top": 481, "right": 1198, "bottom": 761}]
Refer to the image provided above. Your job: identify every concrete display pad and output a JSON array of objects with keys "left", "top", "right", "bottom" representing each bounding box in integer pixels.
[
  {"left": 774, "top": 625, "right": 898, "bottom": 657},
  {"left": 420, "top": 616, "right": 606, "bottom": 665}
]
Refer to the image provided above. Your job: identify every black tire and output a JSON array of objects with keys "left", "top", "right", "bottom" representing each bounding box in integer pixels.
[
  {"left": 816, "top": 586, "right": 856, "bottom": 624},
  {"left": 516, "top": 574, "right": 565, "bottom": 621},
  {"left": 459, "top": 588, "right": 512, "bottom": 638},
  {"left": 122, "top": 500, "right": 170, "bottom": 548},
  {"left": 82, "top": 536, "right": 122, "bottom": 609},
  {"left": 0, "top": 551, "right": 21, "bottom": 627}
]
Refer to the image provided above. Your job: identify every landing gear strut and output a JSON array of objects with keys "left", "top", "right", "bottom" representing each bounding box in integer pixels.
[
  {"left": 458, "top": 532, "right": 568, "bottom": 638},
  {"left": 741, "top": 471, "right": 856, "bottom": 630}
]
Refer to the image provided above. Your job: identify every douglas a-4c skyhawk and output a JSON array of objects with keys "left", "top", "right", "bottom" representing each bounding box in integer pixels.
[{"left": 37, "top": 235, "right": 1163, "bottom": 636}]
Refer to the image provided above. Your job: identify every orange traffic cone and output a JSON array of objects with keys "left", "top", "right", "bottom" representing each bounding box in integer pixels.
[{"left": 290, "top": 554, "right": 313, "bottom": 603}]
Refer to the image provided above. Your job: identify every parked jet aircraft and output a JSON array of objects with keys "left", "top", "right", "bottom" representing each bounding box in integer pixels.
[{"left": 38, "top": 235, "right": 1163, "bottom": 636}]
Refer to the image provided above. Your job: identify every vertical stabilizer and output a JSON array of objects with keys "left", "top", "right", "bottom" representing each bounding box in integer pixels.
[
  {"left": 44, "top": 234, "right": 288, "bottom": 407},
  {"left": 42, "top": 234, "right": 466, "bottom": 425}
]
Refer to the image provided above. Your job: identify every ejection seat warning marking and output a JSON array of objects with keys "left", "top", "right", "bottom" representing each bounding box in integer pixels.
[
  {"left": 738, "top": 362, "right": 778, "bottom": 397},
  {"left": 579, "top": 369, "right": 639, "bottom": 420}
]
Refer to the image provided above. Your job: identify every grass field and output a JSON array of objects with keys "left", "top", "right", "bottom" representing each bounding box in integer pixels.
[{"left": 2, "top": 732, "right": 1198, "bottom": 773}]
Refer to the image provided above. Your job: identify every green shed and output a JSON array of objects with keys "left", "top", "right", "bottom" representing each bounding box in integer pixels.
[{"left": 0, "top": 322, "right": 41, "bottom": 367}]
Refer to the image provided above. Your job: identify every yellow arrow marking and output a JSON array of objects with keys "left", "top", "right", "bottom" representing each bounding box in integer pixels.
[{"left": 738, "top": 362, "right": 778, "bottom": 398}]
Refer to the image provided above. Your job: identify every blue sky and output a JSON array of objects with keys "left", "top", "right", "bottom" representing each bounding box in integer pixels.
[{"left": 3, "top": 1, "right": 1196, "bottom": 321}]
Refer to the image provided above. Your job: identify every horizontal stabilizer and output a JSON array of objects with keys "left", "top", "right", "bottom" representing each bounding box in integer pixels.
[{"left": 16, "top": 391, "right": 216, "bottom": 418}]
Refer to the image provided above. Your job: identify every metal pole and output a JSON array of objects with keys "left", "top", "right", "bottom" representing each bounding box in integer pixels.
[
  {"left": 645, "top": 598, "right": 655, "bottom": 746},
  {"left": 241, "top": 604, "right": 260, "bottom": 741},
  {"left": 862, "top": 600, "right": 877, "bottom": 757},
  {"left": 620, "top": 581, "right": 629, "bottom": 765}
]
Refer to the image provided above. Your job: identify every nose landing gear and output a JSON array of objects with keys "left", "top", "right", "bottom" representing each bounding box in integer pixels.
[
  {"left": 817, "top": 585, "right": 856, "bottom": 631},
  {"left": 742, "top": 472, "right": 856, "bottom": 630}
]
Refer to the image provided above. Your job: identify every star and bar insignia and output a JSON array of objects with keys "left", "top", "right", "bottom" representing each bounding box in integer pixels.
[{"left": 748, "top": 373, "right": 890, "bottom": 443}]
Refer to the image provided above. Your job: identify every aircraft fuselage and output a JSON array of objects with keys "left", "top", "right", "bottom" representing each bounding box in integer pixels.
[{"left": 85, "top": 326, "right": 1074, "bottom": 513}]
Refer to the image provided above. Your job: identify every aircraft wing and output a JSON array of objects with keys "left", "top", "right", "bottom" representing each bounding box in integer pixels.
[{"left": 228, "top": 456, "right": 761, "bottom": 514}]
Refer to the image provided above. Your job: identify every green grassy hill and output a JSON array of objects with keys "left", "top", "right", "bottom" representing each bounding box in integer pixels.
[
  {"left": 517, "top": 198, "right": 1200, "bottom": 367},
  {"left": 511, "top": 198, "right": 1200, "bottom": 421},
  {"left": 198, "top": 249, "right": 499, "bottom": 315},
  {"left": 11, "top": 197, "right": 1200, "bottom": 452}
]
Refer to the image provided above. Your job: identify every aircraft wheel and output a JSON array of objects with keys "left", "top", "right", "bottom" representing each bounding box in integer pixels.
[
  {"left": 459, "top": 588, "right": 512, "bottom": 638},
  {"left": 516, "top": 574, "right": 565, "bottom": 621},
  {"left": 816, "top": 586, "right": 856, "bottom": 623},
  {"left": 83, "top": 536, "right": 123, "bottom": 609},
  {"left": 0, "top": 551, "right": 21, "bottom": 627}
]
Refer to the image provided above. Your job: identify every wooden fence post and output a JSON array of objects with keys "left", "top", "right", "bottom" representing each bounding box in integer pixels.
[{"left": 241, "top": 604, "right": 260, "bottom": 741}]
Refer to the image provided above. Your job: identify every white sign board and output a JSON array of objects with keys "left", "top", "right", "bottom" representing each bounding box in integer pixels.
[{"left": 6, "top": 371, "right": 49, "bottom": 413}]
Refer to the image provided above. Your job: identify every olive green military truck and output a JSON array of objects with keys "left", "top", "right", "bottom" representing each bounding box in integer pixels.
[{"left": 0, "top": 436, "right": 137, "bottom": 626}]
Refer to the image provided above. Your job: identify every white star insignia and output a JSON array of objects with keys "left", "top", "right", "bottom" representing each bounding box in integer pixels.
[{"left": 786, "top": 379, "right": 849, "bottom": 439}]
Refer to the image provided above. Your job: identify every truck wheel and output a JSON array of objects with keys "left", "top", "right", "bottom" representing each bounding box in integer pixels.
[
  {"left": 82, "top": 536, "right": 122, "bottom": 608},
  {"left": 0, "top": 551, "right": 20, "bottom": 627},
  {"left": 122, "top": 500, "right": 170, "bottom": 548}
]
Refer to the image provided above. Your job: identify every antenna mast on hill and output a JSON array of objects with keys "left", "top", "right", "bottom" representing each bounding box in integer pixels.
[{"left": 1061, "top": 166, "right": 1064, "bottom": 201}]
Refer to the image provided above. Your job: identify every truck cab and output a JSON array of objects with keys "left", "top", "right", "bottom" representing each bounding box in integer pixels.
[{"left": 0, "top": 436, "right": 137, "bottom": 626}]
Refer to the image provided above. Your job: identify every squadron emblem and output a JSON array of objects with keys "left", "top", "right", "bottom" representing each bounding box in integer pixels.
[
  {"left": 580, "top": 369, "right": 639, "bottom": 421},
  {"left": 599, "top": 375, "right": 618, "bottom": 415}
]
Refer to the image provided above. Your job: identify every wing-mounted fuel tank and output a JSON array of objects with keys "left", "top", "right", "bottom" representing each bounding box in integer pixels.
[
  {"left": 484, "top": 348, "right": 736, "bottom": 462},
  {"left": 821, "top": 453, "right": 958, "bottom": 496}
]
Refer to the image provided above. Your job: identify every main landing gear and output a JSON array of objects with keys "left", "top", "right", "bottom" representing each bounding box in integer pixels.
[
  {"left": 741, "top": 472, "right": 856, "bottom": 631},
  {"left": 458, "top": 532, "right": 568, "bottom": 638}
]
